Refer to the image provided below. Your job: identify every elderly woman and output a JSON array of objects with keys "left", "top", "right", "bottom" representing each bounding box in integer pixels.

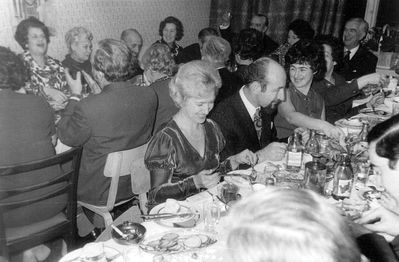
[
  {"left": 133, "top": 43, "right": 177, "bottom": 86},
  {"left": 155, "top": 16, "right": 184, "bottom": 62},
  {"left": 313, "top": 35, "right": 385, "bottom": 123},
  {"left": 14, "top": 17, "right": 69, "bottom": 111},
  {"left": 226, "top": 188, "right": 361, "bottom": 262},
  {"left": 201, "top": 36, "right": 242, "bottom": 104},
  {"left": 144, "top": 60, "right": 257, "bottom": 208},
  {"left": 274, "top": 39, "right": 343, "bottom": 140},
  {"left": 271, "top": 19, "right": 315, "bottom": 66},
  {"left": 0, "top": 46, "right": 63, "bottom": 261},
  {"left": 62, "top": 26, "right": 99, "bottom": 95}
]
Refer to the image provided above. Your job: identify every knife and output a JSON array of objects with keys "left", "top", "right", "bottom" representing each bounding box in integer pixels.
[{"left": 140, "top": 213, "right": 193, "bottom": 220}]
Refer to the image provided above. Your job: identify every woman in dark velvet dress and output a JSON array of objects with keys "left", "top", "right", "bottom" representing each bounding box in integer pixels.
[{"left": 144, "top": 60, "right": 257, "bottom": 208}]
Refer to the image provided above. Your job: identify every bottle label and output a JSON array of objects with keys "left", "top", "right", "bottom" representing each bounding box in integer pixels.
[
  {"left": 287, "top": 151, "right": 302, "bottom": 167},
  {"left": 336, "top": 179, "right": 352, "bottom": 197}
]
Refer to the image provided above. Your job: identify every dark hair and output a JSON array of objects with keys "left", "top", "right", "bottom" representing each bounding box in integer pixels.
[
  {"left": 315, "top": 34, "right": 344, "bottom": 69},
  {"left": 14, "top": 17, "right": 50, "bottom": 50},
  {"left": 0, "top": 46, "right": 28, "bottom": 90},
  {"left": 253, "top": 13, "right": 269, "bottom": 27},
  {"left": 159, "top": 16, "right": 184, "bottom": 41},
  {"left": 368, "top": 114, "right": 399, "bottom": 169},
  {"left": 198, "top": 27, "right": 219, "bottom": 44},
  {"left": 285, "top": 39, "right": 326, "bottom": 81},
  {"left": 288, "top": 19, "right": 315, "bottom": 40},
  {"left": 233, "top": 28, "right": 263, "bottom": 61},
  {"left": 92, "top": 39, "right": 133, "bottom": 82}
]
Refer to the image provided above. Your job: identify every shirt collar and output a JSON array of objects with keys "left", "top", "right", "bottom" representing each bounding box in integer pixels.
[
  {"left": 345, "top": 45, "right": 359, "bottom": 59},
  {"left": 239, "top": 86, "right": 259, "bottom": 121}
]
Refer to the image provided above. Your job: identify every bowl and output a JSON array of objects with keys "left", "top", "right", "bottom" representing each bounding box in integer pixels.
[{"left": 111, "top": 221, "right": 146, "bottom": 245}]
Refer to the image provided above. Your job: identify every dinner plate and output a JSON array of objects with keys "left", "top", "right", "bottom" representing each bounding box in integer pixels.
[
  {"left": 59, "top": 246, "right": 122, "bottom": 262},
  {"left": 139, "top": 231, "right": 217, "bottom": 255},
  {"left": 150, "top": 202, "right": 199, "bottom": 227}
]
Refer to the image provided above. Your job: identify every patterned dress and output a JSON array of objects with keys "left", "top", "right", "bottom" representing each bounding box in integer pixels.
[{"left": 21, "top": 51, "right": 70, "bottom": 111}]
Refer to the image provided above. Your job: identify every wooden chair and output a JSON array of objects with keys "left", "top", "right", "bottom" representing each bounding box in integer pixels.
[
  {"left": 0, "top": 147, "right": 83, "bottom": 259},
  {"left": 78, "top": 142, "right": 151, "bottom": 227}
]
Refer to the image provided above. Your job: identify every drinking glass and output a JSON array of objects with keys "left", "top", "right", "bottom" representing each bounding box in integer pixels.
[
  {"left": 303, "top": 161, "right": 327, "bottom": 194},
  {"left": 219, "top": 182, "right": 239, "bottom": 203},
  {"left": 202, "top": 200, "right": 220, "bottom": 233},
  {"left": 354, "top": 161, "right": 370, "bottom": 189}
]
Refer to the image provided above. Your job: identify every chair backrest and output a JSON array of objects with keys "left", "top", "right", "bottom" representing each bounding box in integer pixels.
[
  {"left": 103, "top": 143, "right": 151, "bottom": 209},
  {"left": 0, "top": 147, "right": 82, "bottom": 257}
]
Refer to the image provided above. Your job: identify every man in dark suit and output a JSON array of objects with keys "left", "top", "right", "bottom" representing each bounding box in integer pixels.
[
  {"left": 209, "top": 57, "right": 286, "bottom": 162},
  {"left": 220, "top": 13, "right": 278, "bottom": 56},
  {"left": 57, "top": 39, "right": 157, "bottom": 207},
  {"left": 176, "top": 27, "right": 218, "bottom": 64},
  {"left": 338, "top": 18, "right": 378, "bottom": 81}
]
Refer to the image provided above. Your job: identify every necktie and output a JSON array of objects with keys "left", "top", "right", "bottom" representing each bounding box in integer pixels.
[
  {"left": 344, "top": 50, "right": 350, "bottom": 62},
  {"left": 254, "top": 108, "right": 262, "bottom": 141}
]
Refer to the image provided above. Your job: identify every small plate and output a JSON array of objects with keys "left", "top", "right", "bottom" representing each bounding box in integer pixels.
[
  {"left": 59, "top": 246, "right": 122, "bottom": 262},
  {"left": 150, "top": 202, "right": 199, "bottom": 228},
  {"left": 139, "top": 231, "right": 217, "bottom": 255}
]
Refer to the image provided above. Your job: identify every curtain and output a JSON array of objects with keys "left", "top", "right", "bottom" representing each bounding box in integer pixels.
[{"left": 210, "top": 0, "right": 347, "bottom": 44}]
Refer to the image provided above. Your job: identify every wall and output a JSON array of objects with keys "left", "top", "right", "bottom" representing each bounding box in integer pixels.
[{"left": 0, "top": 0, "right": 211, "bottom": 60}]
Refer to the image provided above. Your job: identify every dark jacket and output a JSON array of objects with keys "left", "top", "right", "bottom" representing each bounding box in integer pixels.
[
  {"left": 57, "top": 81, "right": 157, "bottom": 205},
  {"left": 337, "top": 45, "right": 378, "bottom": 81},
  {"left": 209, "top": 91, "right": 277, "bottom": 161}
]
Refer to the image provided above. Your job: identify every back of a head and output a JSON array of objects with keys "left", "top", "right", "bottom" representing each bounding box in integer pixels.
[
  {"left": 288, "top": 19, "right": 315, "bottom": 40},
  {"left": 234, "top": 28, "right": 263, "bottom": 61},
  {"left": 240, "top": 57, "right": 276, "bottom": 86},
  {"left": 198, "top": 27, "right": 219, "bottom": 44},
  {"left": 0, "top": 46, "right": 27, "bottom": 90},
  {"left": 285, "top": 39, "right": 326, "bottom": 81},
  {"left": 141, "top": 43, "right": 176, "bottom": 76},
  {"left": 92, "top": 39, "right": 132, "bottom": 82},
  {"left": 226, "top": 188, "right": 360, "bottom": 262},
  {"left": 201, "top": 36, "right": 231, "bottom": 64}
]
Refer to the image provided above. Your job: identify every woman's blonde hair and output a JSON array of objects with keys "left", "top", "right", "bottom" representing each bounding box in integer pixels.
[
  {"left": 141, "top": 43, "right": 176, "bottom": 76},
  {"left": 169, "top": 60, "right": 221, "bottom": 108},
  {"left": 226, "top": 188, "right": 360, "bottom": 262}
]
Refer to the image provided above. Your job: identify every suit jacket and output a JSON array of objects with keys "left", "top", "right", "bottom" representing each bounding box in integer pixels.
[
  {"left": 0, "top": 89, "right": 64, "bottom": 227},
  {"left": 209, "top": 91, "right": 277, "bottom": 161},
  {"left": 338, "top": 45, "right": 378, "bottom": 81},
  {"left": 57, "top": 81, "right": 157, "bottom": 205},
  {"left": 215, "top": 67, "right": 243, "bottom": 105},
  {"left": 175, "top": 43, "right": 201, "bottom": 64}
]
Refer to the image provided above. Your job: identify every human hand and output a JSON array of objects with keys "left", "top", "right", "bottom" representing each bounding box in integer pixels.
[
  {"left": 257, "top": 142, "right": 287, "bottom": 162},
  {"left": 347, "top": 218, "right": 372, "bottom": 237},
  {"left": 294, "top": 127, "right": 310, "bottom": 144},
  {"left": 380, "top": 191, "right": 399, "bottom": 212},
  {"left": 82, "top": 70, "right": 102, "bottom": 94},
  {"left": 321, "top": 122, "right": 344, "bottom": 140},
  {"left": 193, "top": 169, "right": 220, "bottom": 189},
  {"left": 367, "top": 93, "right": 385, "bottom": 108},
  {"left": 229, "top": 149, "right": 258, "bottom": 169},
  {"left": 65, "top": 68, "right": 82, "bottom": 95},
  {"left": 357, "top": 73, "right": 388, "bottom": 89},
  {"left": 357, "top": 206, "right": 399, "bottom": 238},
  {"left": 43, "top": 86, "right": 68, "bottom": 104}
]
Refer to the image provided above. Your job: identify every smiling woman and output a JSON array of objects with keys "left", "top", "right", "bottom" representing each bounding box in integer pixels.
[
  {"left": 144, "top": 60, "right": 257, "bottom": 209},
  {"left": 14, "top": 17, "right": 69, "bottom": 111}
]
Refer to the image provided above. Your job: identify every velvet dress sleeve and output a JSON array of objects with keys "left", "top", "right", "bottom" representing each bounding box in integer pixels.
[{"left": 144, "top": 129, "right": 198, "bottom": 208}]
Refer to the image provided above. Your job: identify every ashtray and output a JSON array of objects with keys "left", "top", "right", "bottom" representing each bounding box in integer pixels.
[{"left": 111, "top": 221, "right": 146, "bottom": 245}]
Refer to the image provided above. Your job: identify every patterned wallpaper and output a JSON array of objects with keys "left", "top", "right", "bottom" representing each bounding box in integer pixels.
[{"left": 0, "top": 0, "right": 211, "bottom": 60}]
